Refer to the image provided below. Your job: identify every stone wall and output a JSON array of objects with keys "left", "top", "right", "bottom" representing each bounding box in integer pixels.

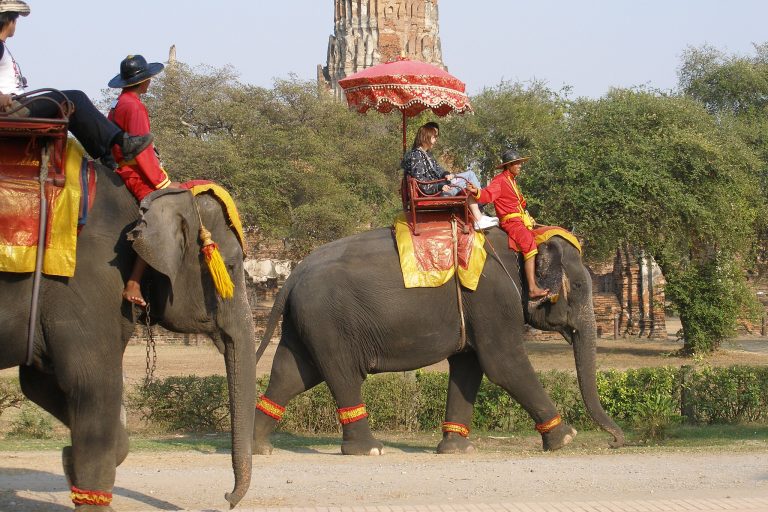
[
  {"left": 588, "top": 246, "right": 667, "bottom": 340},
  {"left": 320, "top": 0, "right": 445, "bottom": 98}
]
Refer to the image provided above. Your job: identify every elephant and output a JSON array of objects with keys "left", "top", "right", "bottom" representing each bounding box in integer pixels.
[
  {"left": 253, "top": 226, "right": 624, "bottom": 456},
  {"left": 0, "top": 163, "right": 256, "bottom": 510}
]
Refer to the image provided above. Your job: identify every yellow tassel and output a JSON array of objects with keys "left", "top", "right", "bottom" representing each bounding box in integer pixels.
[{"left": 199, "top": 226, "right": 234, "bottom": 299}]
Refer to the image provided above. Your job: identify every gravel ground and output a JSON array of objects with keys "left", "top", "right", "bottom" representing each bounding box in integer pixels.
[{"left": 1, "top": 445, "right": 767, "bottom": 511}]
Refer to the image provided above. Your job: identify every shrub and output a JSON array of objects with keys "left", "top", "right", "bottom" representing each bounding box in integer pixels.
[
  {"left": 363, "top": 374, "right": 422, "bottom": 431},
  {"left": 126, "top": 366, "right": 768, "bottom": 436},
  {"left": 128, "top": 375, "right": 230, "bottom": 432},
  {"left": 632, "top": 393, "right": 683, "bottom": 441},
  {"left": 0, "top": 378, "right": 25, "bottom": 418},
  {"left": 472, "top": 377, "right": 529, "bottom": 432},
  {"left": 6, "top": 405, "right": 53, "bottom": 439},
  {"left": 415, "top": 371, "right": 448, "bottom": 430},
  {"left": 278, "top": 383, "right": 338, "bottom": 434},
  {"left": 682, "top": 366, "right": 768, "bottom": 424},
  {"left": 597, "top": 367, "right": 680, "bottom": 424}
]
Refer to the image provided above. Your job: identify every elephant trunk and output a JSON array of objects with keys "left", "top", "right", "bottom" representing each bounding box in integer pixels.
[
  {"left": 572, "top": 311, "right": 625, "bottom": 448},
  {"left": 222, "top": 291, "right": 257, "bottom": 509}
]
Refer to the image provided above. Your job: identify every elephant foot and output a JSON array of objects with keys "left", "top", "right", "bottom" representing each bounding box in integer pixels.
[
  {"left": 252, "top": 441, "right": 274, "bottom": 455},
  {"left": 341, "top": 438, "right": 384, "bottom": 456},
  {"left": 542, "top": 422, "right": 577, "bottom": 451},
  {"left": 436, "top": 434, "right": 476, "bottom": 454},
  {"left": 62, "top": 446, "right": 74, "bottom": 487}
]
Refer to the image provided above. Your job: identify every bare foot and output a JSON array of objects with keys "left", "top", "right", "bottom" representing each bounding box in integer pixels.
[
  {"left": 122, "top": 280, "right": 146, "bottom": 307},
  {"left": 528, "top": 287, "right": 550, "bottom": 300}
]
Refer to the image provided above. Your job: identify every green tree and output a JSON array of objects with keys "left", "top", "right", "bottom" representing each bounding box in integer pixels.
[
  {"left": 529, "top": 89, "right": 763, "bottom": 354},
  {"left": 125, "top": 63, "right": 403, "bottom": 257},
  {"left": 439, "top": 80, "right": 567, "bottom": 184},
  {"left": 678, "top": 43, "right": 768, "bottom": 265}
]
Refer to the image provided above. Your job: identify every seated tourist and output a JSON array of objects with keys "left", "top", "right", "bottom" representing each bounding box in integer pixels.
[{"left": 401, "top": 121, "right": 498, "bottom": 230}]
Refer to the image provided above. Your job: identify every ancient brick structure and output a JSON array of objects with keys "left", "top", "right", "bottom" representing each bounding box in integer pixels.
[
  {"left": 525, "top": 248, "right": 667, "bottom": 342},
  {"left": 319, "top": 0, "right": 445, "bottom": 98},
  {"left": 590, "top": 246, "right": 667, "bottom": 340}
]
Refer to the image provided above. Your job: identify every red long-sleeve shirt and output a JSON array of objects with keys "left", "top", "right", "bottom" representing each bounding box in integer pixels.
[
  {"left": 474, "top": 170, "right": 527, "bottom": 218},
  {"left": 108, "top": 91, "right": 169, "bottom": 201}
]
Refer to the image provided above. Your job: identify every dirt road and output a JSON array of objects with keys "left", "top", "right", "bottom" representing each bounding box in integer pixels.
[{"left": 2, "top": 442, "right": 767, "bottom": 511}]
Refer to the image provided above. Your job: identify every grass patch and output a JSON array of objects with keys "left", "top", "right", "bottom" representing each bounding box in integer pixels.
[{"left": 1, "top": 426, "right": 766, "bottom": 455}]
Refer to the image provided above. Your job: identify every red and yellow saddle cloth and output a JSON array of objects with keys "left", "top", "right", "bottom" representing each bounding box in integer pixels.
[
  {"left": 0, "top": 139, "right": 91, "bottom": 277},
  {"left": 508, "top": 225, "right": 582, "bottom": 254},
  {"left": 393, "top": 212, "right": 487, "bottom": 290}
]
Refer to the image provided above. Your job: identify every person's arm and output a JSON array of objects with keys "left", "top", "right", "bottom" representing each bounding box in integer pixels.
[
  {"left": 119, "top": 103, "right": 170, "bottom": 190},
  {"left": 468, "top": 176, "right": 503, "bottom": 204}
]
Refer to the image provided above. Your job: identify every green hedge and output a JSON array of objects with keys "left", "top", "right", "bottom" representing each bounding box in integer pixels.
[
  {"left": 120, "top": 366, "right": 768, "bottom": 434},
  {"left": 3, "top": 365, "right": 767, "bottom": 435}
]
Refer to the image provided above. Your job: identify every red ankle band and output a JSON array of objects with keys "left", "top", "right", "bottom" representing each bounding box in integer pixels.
[
  {"left": 535, "top": 414, "right": 562, "bottom": 434},
  {"left": 337, "top": 404, "right": 368, "bottom": 425},
  {"left": 70, "top": 486, "right": 113, "bottom": 506},
  {"left": 442, "top": 421, "right": 470, "bottom": 437},
  {"left": 256, "top": 395, "right": 286, "bottom": 420}
]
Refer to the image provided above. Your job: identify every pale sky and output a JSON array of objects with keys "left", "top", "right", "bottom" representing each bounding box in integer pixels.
[{"left": 8, "top": 1, "right": 768, "bottom": 102}]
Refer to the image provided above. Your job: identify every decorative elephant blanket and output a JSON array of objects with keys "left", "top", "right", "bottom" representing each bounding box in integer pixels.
[
  {"left": 508, "top": 225, "right": 582, "bottom": 254},
  {"left": 393, "top": 212, "right": 487, "bottom": 290},
  {"left": 0, "top": 139, "right": 93, "bottom": 277}
]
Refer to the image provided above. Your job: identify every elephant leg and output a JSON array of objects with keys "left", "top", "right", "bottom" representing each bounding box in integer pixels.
[
  {"left": 475, "top": 339, "right": 577, "bottom": 451},
  {"left": 438, "top": 352, "right": 483, "bottom": 454},
  {"left": 20, "top": 366, "right": 76, "bottom": 486},
  {"left": 20, "top": 365, "right": 130, "bottom": 490},
  {"left": 254, "top": 329, "right": 323, "bottom": 455},
  {"left": 53, "top": 350, "right": 124, "bottom": 510},
  {"left": 324, "top": 372, "right": 383, "bottom": 456}
]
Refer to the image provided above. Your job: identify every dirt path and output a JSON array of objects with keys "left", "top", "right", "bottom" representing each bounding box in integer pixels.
[
  {"left": 2, "top": 323, "right": 768, "bottom": 511},
  {"left": 2, "top": 443, "right": 767, "bottom": 511}
]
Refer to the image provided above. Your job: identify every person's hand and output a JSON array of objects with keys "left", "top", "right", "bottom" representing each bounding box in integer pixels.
[
  {"left": 444, "top": 173, "right": 454, "bottom": 181},
  {"left": 0, "top": 93, "right": 12, "bottom": 111},
  {"left": 466, "top": 183, "right": 479, "bottom": 195},
  {"left": 441, "top": 184, "right": 452, "bottom": 193}
]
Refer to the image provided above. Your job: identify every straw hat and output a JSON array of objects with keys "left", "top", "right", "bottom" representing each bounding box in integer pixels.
[{"left": 0, "top": 0, "right": 30, "bottom": 16}]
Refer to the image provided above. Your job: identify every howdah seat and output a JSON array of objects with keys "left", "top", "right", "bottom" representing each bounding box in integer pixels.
[
  {"left": 401, "top": 175, "right": 470, "bottom": 235},
  {"left": 0, "top": 89, "right": 73, "bottom": 184}
]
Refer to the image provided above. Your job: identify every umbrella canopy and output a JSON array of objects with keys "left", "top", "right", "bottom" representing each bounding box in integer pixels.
[{"left": 338, "top": 57, "right": 472, "bottom": 152}]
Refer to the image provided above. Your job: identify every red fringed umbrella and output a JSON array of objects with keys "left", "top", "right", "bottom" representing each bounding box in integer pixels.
[{"left": 338, "top": 57, "right": 473, "bottom": 153}]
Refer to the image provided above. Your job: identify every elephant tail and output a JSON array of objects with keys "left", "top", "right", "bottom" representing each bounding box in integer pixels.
[{"left": 255, "top": 278, "right": 292, "bottom": 364}]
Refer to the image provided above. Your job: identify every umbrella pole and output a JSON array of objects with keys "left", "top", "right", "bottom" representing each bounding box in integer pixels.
[{"left": 402, "top": 110, "right": 407, "bottom": 155}]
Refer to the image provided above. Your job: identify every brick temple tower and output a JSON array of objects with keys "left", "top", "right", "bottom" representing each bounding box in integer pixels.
[{"left": 319, "top": 0, "right": 445, "bottom": 98}]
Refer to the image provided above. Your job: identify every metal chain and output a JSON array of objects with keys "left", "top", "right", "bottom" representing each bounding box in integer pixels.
[{"left": 143, "top": 301, "right": 157, "bottom": 385}]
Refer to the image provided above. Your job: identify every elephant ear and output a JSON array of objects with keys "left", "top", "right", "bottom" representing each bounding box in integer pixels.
[
  {"left": 129, "top": 188, "right": 197, "bottom": 285},
  {"left": 535, "top": 238, "right": 567, "bottom": 299}
]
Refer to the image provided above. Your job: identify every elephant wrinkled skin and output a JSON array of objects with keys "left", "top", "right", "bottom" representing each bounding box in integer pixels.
[
  {"left": 254, "top": 226, "right": 624, "bottom": 456},
  {"left": 0, "top": 165, "right": 255, "bottom": 510}
]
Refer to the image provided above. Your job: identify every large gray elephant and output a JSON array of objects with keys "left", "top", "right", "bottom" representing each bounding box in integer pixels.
[
  {"left": 253, "top": 226, "right": 624, "bottom": 456},
  {"left": 0, "top": 164, "right": 255, "bottom": 510}
]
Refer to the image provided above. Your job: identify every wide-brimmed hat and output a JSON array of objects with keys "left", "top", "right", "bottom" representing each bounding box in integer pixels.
[
  {"left": 108, "top": 54, "right": 164, "bottom": 89},
  {"left": 0, "top": 0, "right": 30, "bottom": 16},
  {"left": 495, "top": 148, "right": 530, "bottom": 169}
]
